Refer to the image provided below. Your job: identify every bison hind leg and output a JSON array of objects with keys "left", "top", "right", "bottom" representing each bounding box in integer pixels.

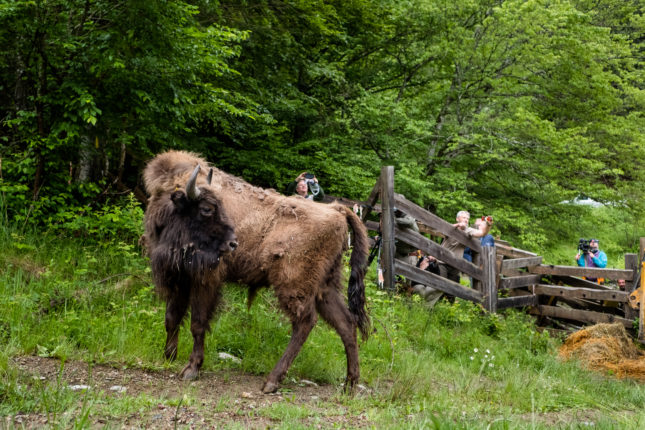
[
  {"left": 262, "top": 301, "right": 317, "bottom": 394},
  {"left": 316, "top": 288, "right": 361, "bottom": 392}
]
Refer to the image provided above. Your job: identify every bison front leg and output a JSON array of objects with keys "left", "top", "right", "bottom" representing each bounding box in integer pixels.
[
  {"left": 179, "top": 289, "right": 220, "bottom": 380},
  {"left": 262, "top": 308, "right": 317, "bottom": 394},
  {"left": 164, "top": 292, "right": 190, "bottom": 361}
]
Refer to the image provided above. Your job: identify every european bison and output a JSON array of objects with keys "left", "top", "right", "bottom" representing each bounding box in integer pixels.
[{"left": 142, "top": 151, "right": 370, "bottom": 393}]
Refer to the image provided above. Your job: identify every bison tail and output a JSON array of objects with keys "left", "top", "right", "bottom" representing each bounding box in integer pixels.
[{"left": 344, "top": 207, "right": 371, "bottom": 341}]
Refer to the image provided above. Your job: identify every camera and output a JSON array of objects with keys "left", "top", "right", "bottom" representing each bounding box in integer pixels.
[
  {"left": 578, "top": 238, "right": 591, "bottom": 253},
  {"left": 304, "top": 172, "right": 315, "bottom": 179},
  {"left": 306, "top": 178, "right": 320, "bottom": 195}
]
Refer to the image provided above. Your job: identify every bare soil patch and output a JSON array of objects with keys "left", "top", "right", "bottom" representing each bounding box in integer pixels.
[{"left": 8, "top": 355, "right": 371, "bottom": 429}]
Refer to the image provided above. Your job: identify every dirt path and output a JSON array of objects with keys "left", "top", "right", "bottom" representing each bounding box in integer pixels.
[{"left": 9, "top": 356, "right": 370, "bottom": 428}]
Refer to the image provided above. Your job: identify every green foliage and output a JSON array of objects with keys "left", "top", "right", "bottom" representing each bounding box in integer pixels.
[
  {"left": 0, "top": 0, "right": 253, "bottom": 227},
  {"left": 49, "top": 193, "right": 144, "bottom": 245},
  {"left": 0, "top": 0, "right": 641, "bottom": 244}
]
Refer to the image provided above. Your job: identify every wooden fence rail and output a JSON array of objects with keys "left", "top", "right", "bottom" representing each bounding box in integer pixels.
[{"left": 355, "top": 165, "right": 643, "bottom": 340}]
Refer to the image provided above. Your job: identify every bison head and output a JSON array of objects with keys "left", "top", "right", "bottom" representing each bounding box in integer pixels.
[{"left": 149, "top": 165, "right": 237, "bottom": 283}]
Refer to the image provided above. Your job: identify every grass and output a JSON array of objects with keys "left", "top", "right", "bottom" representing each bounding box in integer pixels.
[{"left": 1, "top": 215, "right": 645, "bottom": 429}]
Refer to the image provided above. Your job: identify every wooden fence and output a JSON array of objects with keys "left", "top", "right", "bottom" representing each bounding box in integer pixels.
[{"left": 348, "top": 166, "right": 645, "bottom": 341}]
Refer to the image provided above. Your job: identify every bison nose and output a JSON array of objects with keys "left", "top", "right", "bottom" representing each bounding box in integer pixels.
[{"left": 229, "top": 240, "right": 238, "bottom": 251}]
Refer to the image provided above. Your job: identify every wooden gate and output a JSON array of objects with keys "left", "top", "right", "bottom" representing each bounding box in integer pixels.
[{"left": 354, "top": 166, "right": 644, "bottom": 341}]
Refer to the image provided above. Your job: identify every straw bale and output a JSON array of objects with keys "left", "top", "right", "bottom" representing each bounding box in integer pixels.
[{"left": 559, "top": 323, "right": 645, "bottom": 380}]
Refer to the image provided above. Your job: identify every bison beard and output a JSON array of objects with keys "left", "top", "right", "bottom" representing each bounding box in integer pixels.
[{"left": 142, "top": 151, "right": 370, "bottom": 393}]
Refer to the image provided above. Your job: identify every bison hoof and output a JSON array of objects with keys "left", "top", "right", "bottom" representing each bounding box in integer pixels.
[
  {"left": 261, "top": 380, "right": 279, "bottom": 394},
  {"left": 179, "top": 365, "right": 199, "bottom": 381},
  {"left": 343, "top": 378, "right": 358, "bottom": 394}
]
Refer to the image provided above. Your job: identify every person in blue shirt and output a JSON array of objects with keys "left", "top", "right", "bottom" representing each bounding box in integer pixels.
[{"left": 575, "top": 239, "right": 607, "bottom": 283}]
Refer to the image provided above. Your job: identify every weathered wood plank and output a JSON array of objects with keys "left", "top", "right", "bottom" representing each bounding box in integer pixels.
[
  {"left": 500, "top": 267, "right": 527, "bottom": 277},
  {"left": 497, "top": 295, "right": 539, "bottom": 310},
  {"left": 625, "top": 254, "right": 638, "bottom": 294},
  {"left": 529, "top": 265, "right": 633, "bottom": 281},
  {"left": 498, "top": 275, "right": 543, "bottom": 290},
  {"left": 417, "top": 223, "right": 443, "bottom": 238},
  {"left": 532, "top": 285, "right": 629, "bottom": 302},
  {"left": 393, "top": 193, "right": 482, "bottom": 253},
  {"left": 500, "top": 256, "right": 543, "bottom": 271},
  {"left": 360, "top": 175, "right": 382, "bottom": 223},
  {"left": 394, "top": 226, "right": 484, "bottom": 280},
  {"left": 550, "top": 275, "right": 613, "bottom": 290},
  {"left": 482, "top": 247, "right": 497, "bottom": 312},
  {"left": 380, "top": 167, "right": 395, "bottom": 292},
  {"left": 365, "top": 220, "right": 379, "bottom": 232},
  {"left": 495, "top": 243, "right": 537, "bottom": 258},
  {"left": 553, "top": 296, "right": 625, "bottom": 315},
  {"left": 394, "top": 260, "right": 483, "bottom": 302},
  {"left": 529, "top": 305, "right": 633, "bottom": 328}
]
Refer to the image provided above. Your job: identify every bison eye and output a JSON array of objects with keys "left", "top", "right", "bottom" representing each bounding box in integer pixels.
[{"left": 199, "top": 204, "right": 216, "bottom": 217}]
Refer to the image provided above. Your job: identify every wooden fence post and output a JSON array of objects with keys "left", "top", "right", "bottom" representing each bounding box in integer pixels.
[
  {"left": 624, "top": 253, "right": 638, "bottom": 321},
  {"left": 380, "top": 166, "right": 396, "bottom": 292},
  {"left": 482, "top": 246, "right": 497, "bottom": 312}
]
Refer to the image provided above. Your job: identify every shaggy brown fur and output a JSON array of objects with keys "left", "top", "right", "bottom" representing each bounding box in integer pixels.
[
  {"left": 142, "top": 159, "right": 238, "bottom": 381},
  {"left": 142, "top": 150, "right": 370, "bottom": 393}
]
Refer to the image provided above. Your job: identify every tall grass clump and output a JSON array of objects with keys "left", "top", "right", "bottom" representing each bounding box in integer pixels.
[{"left": 0, "top": 194, "right": 164, "bottom": 364}]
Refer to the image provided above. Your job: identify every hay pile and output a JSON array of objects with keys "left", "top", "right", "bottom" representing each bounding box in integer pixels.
[{"left": 559, "top": 323, "right": 645, "bottom": 380}]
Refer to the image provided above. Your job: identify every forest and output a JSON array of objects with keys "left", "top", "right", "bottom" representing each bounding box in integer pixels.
[
  {"left": 1, "top": 0, "right": 643, "bottom": 252},
  {"left": 2, "top": 2, "right": 645, "bottom": 428}
]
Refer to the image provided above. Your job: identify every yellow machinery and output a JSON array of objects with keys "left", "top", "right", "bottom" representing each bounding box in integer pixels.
[{"left": 627, "top": 261, "right": 645, "bottom": 341}]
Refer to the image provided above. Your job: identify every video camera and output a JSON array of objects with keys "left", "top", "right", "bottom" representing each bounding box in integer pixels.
[
  {"left": 304, "top": 172, "right": 320, "bottom": 195},
  {"left": 578, "top": 238, "right": 591, "bottom": 253}
]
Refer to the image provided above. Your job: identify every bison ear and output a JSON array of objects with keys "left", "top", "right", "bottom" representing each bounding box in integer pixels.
[{"left": 171, "top": 190, "right": 189, "bottom": 212}]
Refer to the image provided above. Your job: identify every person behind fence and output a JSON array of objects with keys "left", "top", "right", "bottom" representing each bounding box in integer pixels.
[
  {"left": 412, "top": 252, "right": 444, "bottom": 306},
  {"left": 463, "top": 216, "right": 496, "bottom": 262},
  {"left": 441, "top": 210, "right": 492, "bottom": 286},
  {"left": 393, "top": 210, "right": 443, "bottom": 304},
  {"left": 394, "top": 209, "right": 419, "bottom": 261},
  {"left": 575, "top": 238, "right": 607, "bottom": 283},
  {"left": 617, "top": 279, "right": 626, "bottom": 291},
  {"left": 286, "top": 171, "right": 325, "bottom": 201}
]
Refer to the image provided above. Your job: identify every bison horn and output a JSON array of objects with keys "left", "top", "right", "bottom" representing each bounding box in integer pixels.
[
  {"left": 186, "top": 165, "right": 201, "bottom": 200},
  {"left": 206, "top": 168, "right": 213, "bottom": 185}
]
